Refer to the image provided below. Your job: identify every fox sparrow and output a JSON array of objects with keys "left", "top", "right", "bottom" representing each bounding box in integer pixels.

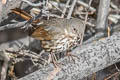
[{"left": 11, "top": 8, "right": 85, "bottom": 66}]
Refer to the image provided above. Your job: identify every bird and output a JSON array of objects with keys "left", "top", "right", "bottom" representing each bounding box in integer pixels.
[{"left": 11, "top": 8, "right": 85, "bottom": 67}]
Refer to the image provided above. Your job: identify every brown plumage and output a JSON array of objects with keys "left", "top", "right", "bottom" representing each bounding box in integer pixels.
[{"left": 11, "top": 8, "right": 85, "bottom": 66}]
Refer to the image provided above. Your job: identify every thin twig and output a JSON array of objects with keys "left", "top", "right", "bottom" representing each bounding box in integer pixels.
[
  {"left": 49, "top": 1, "right": 65, "bottom": 16},
  {"left": 61, "top": 0, "right": 71, "bottom": 18},
  {"left": 0, "top": 21, "right": 27, "bottom": 31},
  {"left": 81, "top": 0, "right": 93, "bottom": 46},
  {"left": 22, "top": 0, "right": 43, "bottom": 7},
  {"left": 77, "top": 0, "right": 96, "bottom": 12},
  {"left": 115, "top": 64, "right": 120, "bottom": 72},
  {"left": 83, "top": 0, "right": 93, "bottom": 27},
  {"left": 1, "top": 50, "right": 10, "bottom": 80},
  {"left": 51, "top": 1, "right": 70, "bottom": 9},
  {"left": 67, "top": 0, "right": 77, "bottom": 19},
  {"left": 104, "top": 72, "right": 120, "bottom": 80}
]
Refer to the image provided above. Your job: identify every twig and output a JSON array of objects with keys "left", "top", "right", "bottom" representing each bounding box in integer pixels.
[
  {"left": 42, "top": 13, "right": 61, "bottom": 18},
  {"left": 86, "top": 21, "right": 95, "bottom": 27},
  {"left": 61, "top": 0, "right": 71, "bottom": 18},
  {"left": 49, "top": 1, "right": 65, "bottom": 16},
  {"left": 5, "top": 49, "right": 39, "bottom": 59},
  {"left": 110, "top": 2, "right": 118, "bottom": 9},
  {"left": 5, "top": 48, "right": 50, "bottom": 66},
  {"left": 0, "top": 21, "right": 27, "bottom": 31},
  {"left": 50, "top": 1, "right": 70, "bottom": 9},
  {"left": 82, "top": 0, "right": 93, "bottom": 46},
  {"left": 83, "top": 32, "right": 104, "bottom": 45},
  {"left": 104, "top": 72, "right": 120, "bottom": 80},
  {"left": 115, "top": 64, "right": 120, "bottom": 72},
  {"left": 83, "top": 0, "right": 93, "bottom": 27},
  {"left": 108, "top": 14, "right": 120, "bottom": 23},
  {"left": 77, "top": 0, "right": 96, "bottom": 12},
  {"left": 0, "top": 50, "right": 10, "bottom": 80},
  {"left": 67, "top": 0, "right": 77, "bottom": 19},
  {"left": 22, "top": 0, "right": 43, "bottom": 7}
]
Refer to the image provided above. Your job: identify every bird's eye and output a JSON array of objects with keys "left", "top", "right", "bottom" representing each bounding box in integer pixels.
[
  {"left": 72, "top": 27, "right": 77, "bottom": 34},
  {"left": 73, "top": 27, "right": 76, "bottom": 31},
  {"left": 73, "top": 27, "right": 77, "bottom": 32},
  {"left": 71, "top": 24, "right": 78, "bottom": 33}
]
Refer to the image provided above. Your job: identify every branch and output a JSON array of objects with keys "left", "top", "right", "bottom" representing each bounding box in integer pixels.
[
  {"left": 84, "top": 0, "right": 111, "bottom": 45},
  {"left": 0, "top": 0, "right": 3, "bottom": 23},
  {"left": 0, "top": 50, "right": 10, "bottom": 80},
  {"left": 61, "top": 0, "right": 70, "bottom": 18},
  {"left": 96, "top": 0, "right": 111, "bottom": 30},
  {"left": 18, "top": 32, "right": 120, "bottom": 80},
  {"left": 77, "top": 0, "right": 96, "bottom": 12},
  {"left": 22, "top": 0, "right": 43, "bottom": 7},
  {"left": 67, "top": 0, "right": 77, "bottom": 19},
  {"left": 0, "top": 21, "right": 27, "bottom": 31}
]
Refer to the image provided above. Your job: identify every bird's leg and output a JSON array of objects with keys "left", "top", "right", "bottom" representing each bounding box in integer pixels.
[
  {"left": 51, "top": 53, "right": 58, "bottom": 67},
  {"left": 107, "top": 26, "right": 111, "bottom": 37},
  {"left": 80, "top": 34, "right": 83, "bottom": 46},
  {"left": 50, "top": 53, "right": 62, "bottom": 68},
  {"left": 42, "top": 53, "right": 61, "bottom": 67},
  {"left": 8, "top": 64, "right": 17, "bottom": 80},
  {"left": 42, "top": 54, "right": 51, "bottom": 67},
  {"left": 66, "top": 51, "right": 79, "bottom": 63}
]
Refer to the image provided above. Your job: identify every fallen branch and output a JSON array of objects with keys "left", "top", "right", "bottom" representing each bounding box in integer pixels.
[{"left": 18, "top": 32, "right": 120, "bottom": 80}]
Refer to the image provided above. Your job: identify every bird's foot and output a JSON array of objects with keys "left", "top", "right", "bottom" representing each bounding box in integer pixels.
[{"left": 66, "top": 52, "right": 79, "bottom": 63}]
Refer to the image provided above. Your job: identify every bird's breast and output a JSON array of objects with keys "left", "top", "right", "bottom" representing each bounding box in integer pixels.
[{"left": 41, "top": 34, "right": 79, "bottom": 53}]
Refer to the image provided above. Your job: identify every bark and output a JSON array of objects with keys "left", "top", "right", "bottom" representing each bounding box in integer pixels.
[
  {"left": 96, "top": 0, "right": 111, "bottom": 30},
  {"left": 18, "top": 32, "right": 120, "bottom": 80}
]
